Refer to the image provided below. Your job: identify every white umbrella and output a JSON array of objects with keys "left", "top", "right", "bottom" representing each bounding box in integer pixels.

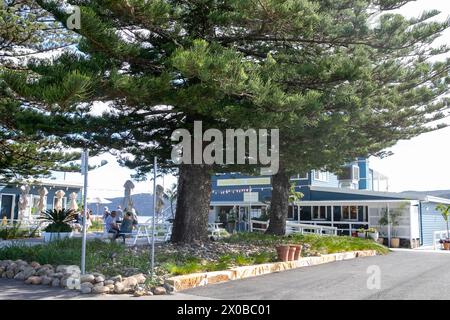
[
  {"left": 38, "top": 187, "right": 48, "bottom": 214},
  {"left": 18, "top": 185, "right": 30, "bottom": 221},
  {"left": 54, "top": 190, "right": 65, "bottom": 211},
  {"left": 123, "top": 180, "right": 135, "bottom": 212},
  {"left": 69, "top": 192, "right": 79, "bottom": 211}
]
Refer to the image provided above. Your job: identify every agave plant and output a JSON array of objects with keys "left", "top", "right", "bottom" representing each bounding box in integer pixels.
[{"left": 38, "top": 208, "right": 77, "bottom": 233}]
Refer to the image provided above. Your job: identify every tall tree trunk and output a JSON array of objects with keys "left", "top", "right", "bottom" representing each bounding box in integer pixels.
[
  {"left": 171, "top": 164, "right": 212, "bottom": 243},
  {"left": 266, "top": 167, "right": 290, "bottom": 236}
]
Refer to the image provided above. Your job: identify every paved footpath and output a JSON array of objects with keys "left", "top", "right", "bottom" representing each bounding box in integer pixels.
[
  {"left": 2, "top": 250, "right": 450, "bottom": 300},
  {"left": 0, "top": 278, "right": 213, "bottom": 300}
]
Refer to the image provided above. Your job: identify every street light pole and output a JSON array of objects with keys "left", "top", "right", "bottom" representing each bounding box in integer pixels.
[
  {"left": 150, "top": 156, "right": 157, "bottom": 279},
  {"left": 81, "top": 149, "right": 88, "bottom": 275}
]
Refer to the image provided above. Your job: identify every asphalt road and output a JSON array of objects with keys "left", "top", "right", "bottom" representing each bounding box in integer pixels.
[
  {"left": 2, "top": 251, "right": 450, "bottom": 300},
  {"left": 184, "top": 251, "right": 450, "bottom": 300}
]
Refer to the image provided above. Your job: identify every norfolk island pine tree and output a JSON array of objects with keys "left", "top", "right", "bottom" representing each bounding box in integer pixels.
[{"left": 3, "top": 1, "right": 450, "bottom": 239}]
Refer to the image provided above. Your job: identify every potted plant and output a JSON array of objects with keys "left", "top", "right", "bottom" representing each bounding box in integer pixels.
[
  {"left": 378, "top": 210, "right": 388, "bottom": 245},
  {"left": 436, "top": 204, "right": 450, "bottom": 242},
  {"left": 356, "top": 228, "right": 366, "bottom": 239},
  {"left": 366, "top": 228, "right": 379, "bottom": 241},
  {"left": 276, "top": 245, "right": 290, "bottom": 262},
  {"left": 39, "top": 208, "right": 77, "bottom": 242},
  {"left": 389, "top": 208, "right": 402, "bottom": 248},
  {"left": 439, "top": 239, "right": 450, "bottom": 250}
]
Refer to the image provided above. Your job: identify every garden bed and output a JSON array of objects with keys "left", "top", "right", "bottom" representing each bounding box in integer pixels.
[{"left": 0, "top": 233, "right": 388, "bottom": 296}]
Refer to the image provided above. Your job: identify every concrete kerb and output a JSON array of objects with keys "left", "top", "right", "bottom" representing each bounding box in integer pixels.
[{"left": 165, "top": 250, "right": 377, "bottom": 292}]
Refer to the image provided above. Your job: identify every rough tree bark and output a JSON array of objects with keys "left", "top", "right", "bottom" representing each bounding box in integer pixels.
[
  {"left": 265, "top": 167, "right": 290, "bottom": 236},
  {"left": 171, "top": 164, "right": 212, "bottom": 243}
]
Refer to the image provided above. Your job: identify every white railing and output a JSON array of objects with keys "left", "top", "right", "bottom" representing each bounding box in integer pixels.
[
  {"left": 250, "top": 220, "right": 269, "bottom": 232},
  {"left": 296, "top": 220, "right": 369, "bottom": 236},
  {"left": 286, "top": 221, "right": 338, "bottom": 236},
  {"left": 433, "top": 230, "right": 449, "bottom": 250},
  {"left": 249, "top": 220, "right": 338, "bottom": 236}
]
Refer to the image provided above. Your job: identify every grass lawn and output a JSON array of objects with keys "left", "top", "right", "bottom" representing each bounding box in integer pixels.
[{"left": 0, "top": 233, "right": 388, "bottom": 280}]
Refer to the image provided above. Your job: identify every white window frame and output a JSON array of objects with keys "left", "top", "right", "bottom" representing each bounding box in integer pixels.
[
  {"left": 312, "top": 206, "right": 328, "bottom": 220},
  {"left": 313, "top": 170, "right": 329, "bottom": 182},
  {"left": 0, "top": 193, "right": 16, "bottom": 220},
  {"left": 352, "top": 165, "right": 360, "bottom": 180},
  {"left": 290, "top": 173, "right": 309, "bottom": 181},
  {"left": 342, "top": 205, "right": 360, "bottom": 221}
]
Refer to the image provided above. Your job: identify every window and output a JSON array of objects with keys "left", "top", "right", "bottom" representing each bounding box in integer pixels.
[
  {"left": 342, "top": 206, "right": 360, "bottom": 220},
  {"left": 353, "top": 166, "right": 360, "bottom": 180},
  {"left": 313, "top": 171, "right": 328, "bottom": 182},
  {"left": 290, "top": 173, "right": 308, "bottom": 180},
  {"left": 312, "top": 206, "right": 327, "bottom": 220},
  {"left": 31, "top": 195, "right": 41, "bottom": 215}
]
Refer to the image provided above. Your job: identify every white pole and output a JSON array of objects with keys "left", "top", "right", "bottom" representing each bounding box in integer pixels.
[
  {"left": 150, "top": 156, "right": 157, "bottom": 279},
  {"left": 248, "top": 186, "right": 252, "bottom": 232},
  {"left": 387, "top": 203, "right": 391, "bottom": 248},
  {"left": 81, "top": 149, "right": 88, "bottom": 275}
]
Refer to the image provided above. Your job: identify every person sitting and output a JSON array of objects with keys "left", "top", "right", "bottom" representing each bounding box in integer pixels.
[
  {"left": 105, "top": 210, "right": 120, "bottom": 241},
  {"left": 118, "top": 212, "right": 136, "bottom": 243},
  {"left": 102, "top": 207, "right": 111, "bottom": 221}
]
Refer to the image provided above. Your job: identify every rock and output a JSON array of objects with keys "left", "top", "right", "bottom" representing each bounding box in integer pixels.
[
  {"left": 94, "top": 282, "right": 104, "bottom": 287},
  {"left": 52, "top": 272, "right": 64, "bottom": 278},
  {"left": 105, "top": 284, "right": 115, "bottom": 291},
  {"left": 41, "top": 276, "right": 53, "bottom": 285},
  {"left": 92, "top": 272, "right": 105, "bottom": 278},
  {"left": 104, "top": 280, "right": 114, "bottom": 286},
  {"left": 132, "top": 273, "right": 146, "bottom": 284},
  {"left": 80, "top": 287, "right": 92, "bottom": 294},
  {"left": 56, "top": 265, "right": 81, "bottom": 275},
  {"left": 30, "top": 261, "right": 41, "bottom": 269},
  {"left": 5, "top": 270, "right": 14, "bottom": 279},
  {"left": 51, "top": 278, "right": 61, "bottom": 287},
  {"left": 36, "top": 268, "right": 51, "bottom": 276},
  {"left": 153, "top": 287, "right": 167, "bottom": 295},
  {"left": 26, "top": 276, "right": 42, "bottom": 285},
  {"left": 110, "top": 275, "right": 122, "bottom": 283},
  {"left": 114, "top": 282, "right": 130, "bottom": 294},
  {"left": 92, "top": 285, "right": 110, "bottom": 294},
  {"left": 94, "top": 275, "right": 105, "bottom": 283},
  {"left": 133, "top": 288, "right": 147, "bottom": 297},
  {"left": 81, "top": 282, "right": 94, "bottom": 289},
  {"left": 6, "top": 263, "right": 17, "bottom": 272},
  {"left": 14, "top": 267, "right": 35, "bottom": 280},
  {"left": 61, "top": 276, "right": 81, "bottom": 289},
  {"left": 122, "top": 276, "right": 138, "bottom": 288},
  {"left": 80, "top": 274, "right": 95, "bottom": 283},
  {"left": 164, "top": 282, "right": 175, "bottom": 293}
]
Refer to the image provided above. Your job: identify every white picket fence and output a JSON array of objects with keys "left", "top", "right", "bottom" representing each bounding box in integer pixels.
[{"left": 249, "top": 220, "right": 337, "bottom": 236}]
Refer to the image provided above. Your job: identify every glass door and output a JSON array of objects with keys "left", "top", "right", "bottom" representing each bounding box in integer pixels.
[{"left": 1, "top": 194, "right": 14, "bottom": 220}]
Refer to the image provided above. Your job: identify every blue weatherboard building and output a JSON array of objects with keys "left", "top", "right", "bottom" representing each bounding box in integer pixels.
[
  {"left": 210, "top": 158, "right": 450, "bottom": 248},
  {"left": 0, "top": 179, "right": 82, "bottom": 221}
]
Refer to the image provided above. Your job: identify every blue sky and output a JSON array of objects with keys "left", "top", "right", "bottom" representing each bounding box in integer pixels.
[{"left": 59, "top": 0, "right": 450, "bottom": 197}]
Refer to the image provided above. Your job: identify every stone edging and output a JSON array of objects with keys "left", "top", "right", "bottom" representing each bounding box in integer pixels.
[{"left": 165, "top": 250, "right": 377, "bottom": 291}]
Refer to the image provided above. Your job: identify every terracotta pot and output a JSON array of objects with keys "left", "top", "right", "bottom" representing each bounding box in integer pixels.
[
  {"left": 444, "top": 242, "right": 450, "bottom": 250},
  {"left": 390, "top": 237, "right": 400, "bottom": 248},
  {"left": 276, "top": 245, "right": 290, "bottom": 262},
  {"left": 288, "top": 246, "right": 297, "bottom": 261},
  {"left": 291, "top": 245, "right": 303, "bottom": 260}
]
